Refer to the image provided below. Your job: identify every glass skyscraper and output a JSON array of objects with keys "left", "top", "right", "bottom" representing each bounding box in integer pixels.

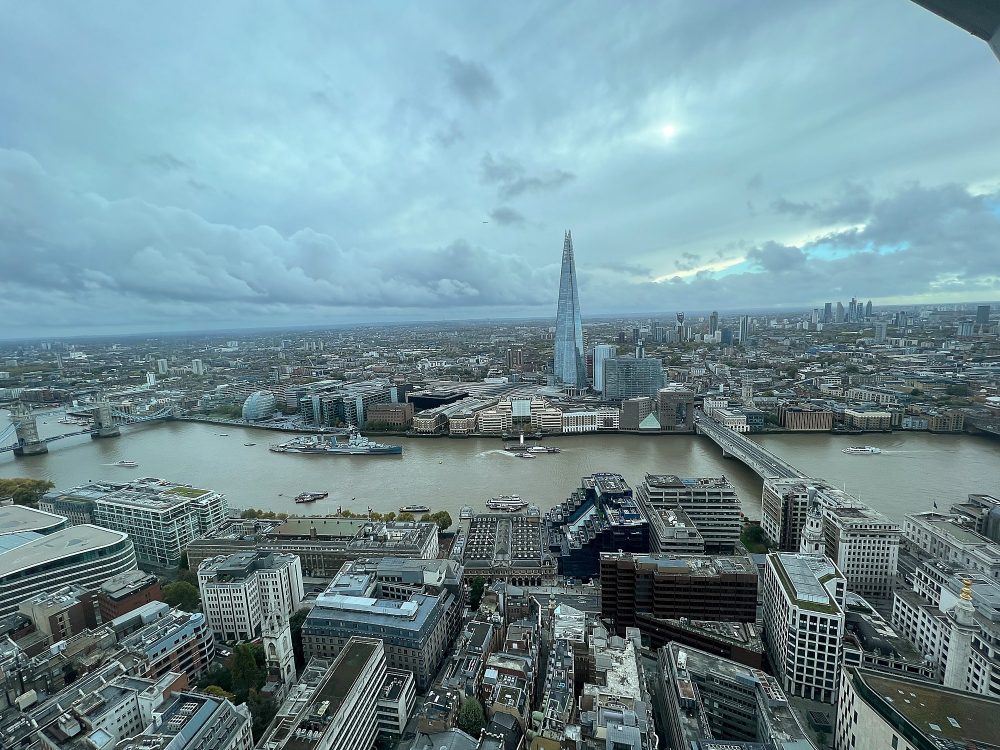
[{"left": 554, "top": 230, "right": 585, "bottom": 387}]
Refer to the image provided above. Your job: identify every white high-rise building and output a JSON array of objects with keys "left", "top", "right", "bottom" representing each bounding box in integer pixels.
[
  {"left": 191, "top": 358, "right": 205, "bottom": 376},
  {"left": 91, "top": 478, "right": 228, "bottom": 568},
  {"left": 761, "top": 553, "right": 846, "bottom": 704},
  {"left": 256, "top": 638, "right": 388, "bottom": 750},
  {"left": 762, "top": 479, "right": 899, "bottom": 600},
  {"left": 156, "top": 358, "right": 169, "bottom": 375},
  {"left": 198, "top": 551, "right": 303, "bottom": 641}
]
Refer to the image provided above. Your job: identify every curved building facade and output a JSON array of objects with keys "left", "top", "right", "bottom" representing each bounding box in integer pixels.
[
  {"left": 242, "top": 390, "right": 277, "bottom": 421},
  {"left": 0, "top": 524, "right": 138, "bottom": 616}
]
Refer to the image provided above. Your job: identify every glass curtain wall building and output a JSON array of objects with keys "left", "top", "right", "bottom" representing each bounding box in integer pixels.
[{"left": 554, "top": 230, "right": 586, "bottom": 387}]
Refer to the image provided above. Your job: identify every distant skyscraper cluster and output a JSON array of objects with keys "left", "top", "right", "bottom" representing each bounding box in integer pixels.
[
  {"left": 554, "top": 230, "right": 586, "bottom": 387},
  {"left": 821, "top": 297, "right": 873, "bottom": 323}
]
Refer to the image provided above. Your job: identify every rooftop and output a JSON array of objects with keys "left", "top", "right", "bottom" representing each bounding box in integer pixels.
[
  {"left": 0, "top": 505, "right": 67, "bottom": 535},
  {"left": 0, "top": 524, "right": 131, "bottom": 578},
  {"left": 771, "top": 553, "right": 843, "bottom": 615},
  {"left": 857, "top": 668, "right": 1000, "bottom": 746}
]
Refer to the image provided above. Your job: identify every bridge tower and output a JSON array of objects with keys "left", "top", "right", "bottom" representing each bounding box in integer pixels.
[
  {"left": 90, "top": 399, "right": 121, "bottom": 439},
  {"left": 11, "top": 405, "right": 48, "bottom": 456}
]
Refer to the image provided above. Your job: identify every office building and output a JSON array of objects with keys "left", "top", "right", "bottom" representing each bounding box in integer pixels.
[
  {"left": 33, "top": 670, "right": 186, "bottom": 750},
  {"left": 600, "top": 552, "right": 758, "bottom": 638},
  {"left": 577, "top": 625, "right": 658, "bottom": 750},
  {"left": 709, "top": 310, "right": 719, "bottom": 335},
  {"left": 156, "top": 358, "right": 168, "bottom": 375},
  {"left": 646, "top": 618, "right": 763, "bottom": 666},
  {"left": 554, "top": 230, "right": 586, "bottom": 388},
  {"left": 18, "top": 586, "right": 99, "bottom": 644},
  {"left": 377, "top": 668, "right": 416, "bottom": 740},
  {"left": 950, "top": 493, "right": 1000, "bottom": 543},
  {"left": 0, "top": 523, "right": 138, "bottom": 617},
  {"left": 44, "top": 478, "right": 229, "bottom": 569},
  {"left": 197, "top": 551, "right": 303, "bottom": 641},
  {"left": 191, "top": 358, "right": 205, "bottom": 376},
  {"left": 977, "top": 303, "right": 992, "bottom": 325},
  {"left": 301, "top": 564, "right": 458, "bottom": 691},
  {"left": 0, "top": 505, "right": 67, "bottom": 536},
  {"left": 258, "top": 641, "right": 386, "bottom": 750},
  {"left": 602, "top": 356, "right": 664, "bottom": 399},
  {"left": 903, "top": 510, "right": 1000, "bottom": 579},
  {"left": 840, "top": 592, "right": 935, "bottom": 682},
  {"left": 114, "top": 601, "right": 216, "bottom": 683},
  {"left": 835, "top": 301, "right": 844, "bottom": 322},
  {"left": 656, "top": 385, "right": 695, "bottom": 432},
  {"left": 659, "top": 642, "right": 813, "bottom": 750},
  {"left": 240, "top": 390, "right": 276, "bottom": 421},
  {"left": 591, "top": 344, "right": 616, "bottom": 393},
  {"left": 452, "top": 506, "right": 558, "bottom": 587},
  {"left": 642, "top": 505, "right": 706, "bottom": 555},
  {"left": 544, "top": 474, "right": 650, "bottom": 579},
  {"left": 117, "top": 689, "right": 253, "bottom": 750},
  {"left": 762, "top": 480, "right": 900, "bottom": 599},
  {"left": 761, "top": 553, "right": 845, "bottom": 703},
  {"left": 637, "top": 474, "right": 741, "bottom": 552},
  {"left": 836, "top": 667, "right": 1000, "bottom": 750},
  {"left": 823, "top": 302, "right": 832, "bottom": 323},
  {"left": 738, "top": 315, "right": 751, "bottom": 343},
  {"left": 891, "top": 559, "right": 1000, "bottom": 696},
  {"left": 365, "top": 401, "right": 414, "bottom": 428},
  {"left": 97, "top": 570, "right": 162, "bottom": 621},
  {"left": 186, "top": 516, "right": 439, "bottom": 575}
]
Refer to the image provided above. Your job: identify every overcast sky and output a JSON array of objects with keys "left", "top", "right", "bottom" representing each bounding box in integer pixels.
[{"left": 2, "top": 1, "right": 999, "bottom": 337}]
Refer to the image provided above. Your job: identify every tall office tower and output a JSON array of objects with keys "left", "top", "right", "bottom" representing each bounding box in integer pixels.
[
  {"left": 873, "top": 322, "right": 888, "bottom": 343},
  {"left": 848, "top": 298, "right": 858, "bottom": 322},
  {"left": 823, "top": 302, "right": 833, "bottom": 323},
  {"left": 635, "top": 340, "right": 645, "bottom": 359},
  {"left": 811, "top": 309, "right": 820, "bottom": 324},
  {"left": 554, "top": 230, "right": 585, "bottom": 387},
  {"left": 592, "top": 344, "right": 616, "bottom": 393},
  {"left": 977, "top": 304, "right": 991, "bottom": 329},
  {"left": 709, "top": 310, "right": 719, "bottom": 335},
  {"left": 835, "top": 301, "right": 845, "bottom": 322},
  {"left": 738, "top": 315, "right": 751, "bottom": 344},
  {"left": 865, "top": 300, "right": 873, "bottom": 318}
]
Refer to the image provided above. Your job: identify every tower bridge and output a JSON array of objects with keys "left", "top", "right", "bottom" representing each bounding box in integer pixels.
[{"left": 1, "top": 401, "right": 176, "bottom": 456}]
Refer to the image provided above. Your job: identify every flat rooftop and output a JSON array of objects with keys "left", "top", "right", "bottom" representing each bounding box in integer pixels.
[
  {"left": 859, "top": 669, "right": 1000, "bottom": 746},
  {"left": 772, "top": 553, "right": 843, "bottom": 614},
  {"left": 0, "top": 505, "right": 66, "bottom": 535},
  {"left": 605, "top": 552, "right": 757, "bottom": 577},
  {"left": 0, "top": 524, "right": 130, "bottom": 578}
]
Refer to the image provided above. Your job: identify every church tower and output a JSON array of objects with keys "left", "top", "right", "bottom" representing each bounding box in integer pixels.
[
  {"left": 800, "top": 486, "right": 825, "bottom": 556},
  {"left": 263, "top": 608, "right": 296, "bottom": 689}
]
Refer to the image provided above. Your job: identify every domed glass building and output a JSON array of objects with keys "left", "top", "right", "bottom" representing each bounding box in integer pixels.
[{"left": 242, "top": 390, "right": 276, "bottom": 421}]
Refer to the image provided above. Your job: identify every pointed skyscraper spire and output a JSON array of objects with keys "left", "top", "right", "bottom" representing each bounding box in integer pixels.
[{"left": 554, "top": 230, "right": 585, "bottom": 387}]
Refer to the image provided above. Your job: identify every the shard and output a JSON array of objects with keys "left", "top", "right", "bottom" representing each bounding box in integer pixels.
[{"left": 554, "top": 230, "right": 586, "bottom": 387}]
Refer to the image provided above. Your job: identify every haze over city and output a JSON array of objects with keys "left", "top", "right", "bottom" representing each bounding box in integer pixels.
[{"left": 1, "top": 1, "right": 999, "bottom": 337}]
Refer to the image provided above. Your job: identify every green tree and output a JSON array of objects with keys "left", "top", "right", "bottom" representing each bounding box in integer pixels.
[
  {"left": 175, "top": 568, "right": 199, "bottom": 587},
  {"left": 196, "top": 665, "right": 233, "bottom": 693},
  {"left": 162, "top": 581, "right": 200, "bottom": 611},
  {"left": 288, "top": 608, "right": 309, "bottom": 671},
  {"left": 397, "top": 512, "right": 415, "bottom": 522},
  {"left": 179, "top": 550, "right": 189, "bottom": 569},
  {"left": 457, "top": 698, "right": 486, "bottom": 738},
  {"left": 200, "top": 685, "right": 236, "bottom": 701},
  {"left": 468, "top": 578, "right": 485, "bottom": 610},
  {"left": 0, "top": 478, "right": 55, "bottom": 506},
  {"left": 247, "top": 688, "right": 278, "bottom": 741},
  {"left": 430, "top": 511, "right": 453, "bottom": 532},
  {"left": 230, "top": 644, "right": 263, "bottom": 700},
  {"left": 946, "top": 384, "right": 970, "bottom": 397}
]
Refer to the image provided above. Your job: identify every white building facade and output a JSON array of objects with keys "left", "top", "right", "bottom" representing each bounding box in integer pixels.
[{"left": 761, "top": 553, "right": 846, "bottom": 704}]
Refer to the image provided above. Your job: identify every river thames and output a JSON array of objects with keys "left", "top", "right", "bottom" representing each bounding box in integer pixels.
[{"left": 3, "top": 410, "right": 999, "bottom": 523}]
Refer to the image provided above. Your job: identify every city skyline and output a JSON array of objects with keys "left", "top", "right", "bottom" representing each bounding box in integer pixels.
[{"left": 1, "top": 2, "right": 999, "bottom": 337}]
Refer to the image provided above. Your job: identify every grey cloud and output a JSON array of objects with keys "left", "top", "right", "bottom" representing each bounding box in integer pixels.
[
  {"left": 772, "top": 184, "right": 873, "bottom": 224},
  {"left": 442, "top": 54, "right": 500, "bottom": 106},
  {"left": 746, "top": 243, "right": 808, "bottom": 273},
  {"left": 674, "top": 252, "right": 701, "bottom": 271},
  {"left": 490, "top": 206, "right": 526, "bottom": 226},
  {"left": 480, "top": 152, "right": 575, "bottom": 200},
  {"left": 142, "top": 153, "right": 190, "bottom": 172}
]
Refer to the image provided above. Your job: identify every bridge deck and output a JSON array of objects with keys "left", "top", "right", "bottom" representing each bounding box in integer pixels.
[{"left": 695, "top": 413, "right": 806, "bottom": 480}]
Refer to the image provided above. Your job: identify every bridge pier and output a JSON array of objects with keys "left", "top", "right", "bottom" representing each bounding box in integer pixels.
[
  {"left": 11, "top": 407, "right": 48, "bottom": 456},
  {"left": 90, "top": 402, "right": 120, "bottom": 439}
]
